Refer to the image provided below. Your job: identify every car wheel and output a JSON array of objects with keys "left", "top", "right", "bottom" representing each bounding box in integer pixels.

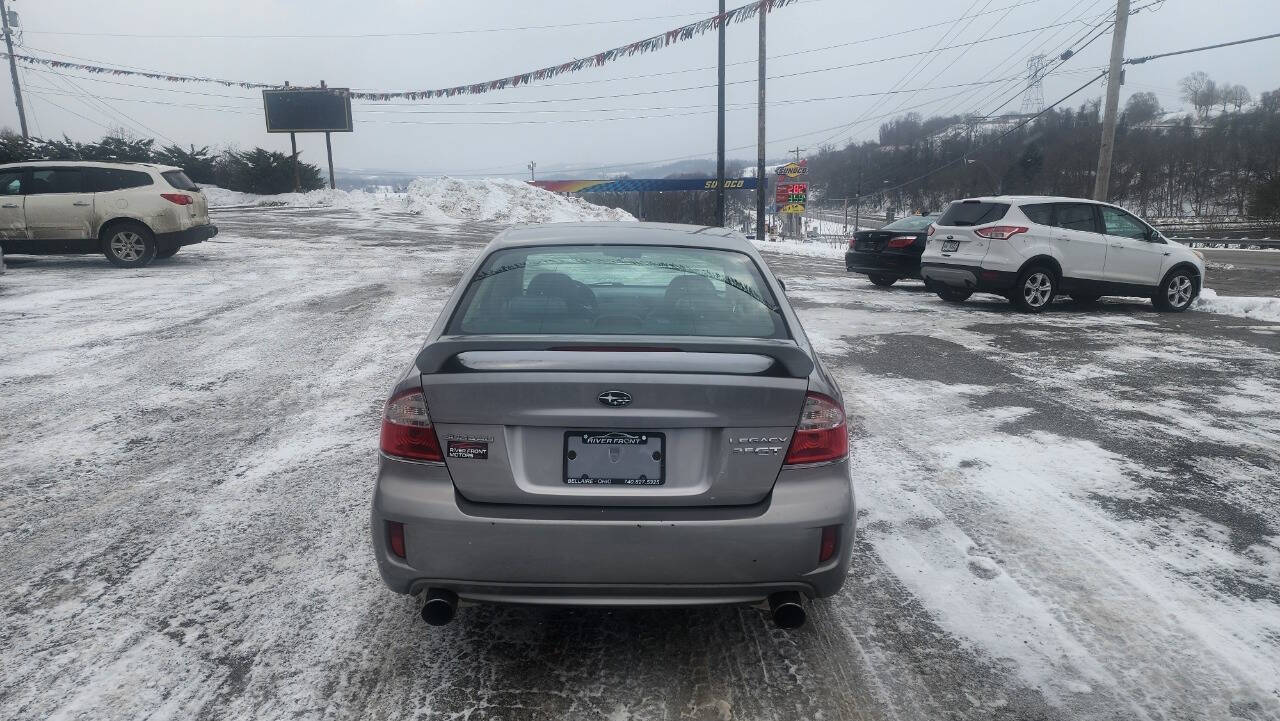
[
  {"left": 1153, "top": 269, "right": 1196, "bottom": 312},
  {"left": 1069, "top": 293, "right": 1101, "bottom": 304},
  {"left": 935, "top": 287, "right": 972, "bottom": 303},
  {"left": 155, "top": 245, "right": 180, "bottom": 260},
  {"left": 102, "top": 223, "right": 157, "bottom": 268},
  {"left": 868, "top": 274, "right": 897, "bottom": 287},
  {"left": 1011, "top": 266, "right": 1057, "bottom": 313}
]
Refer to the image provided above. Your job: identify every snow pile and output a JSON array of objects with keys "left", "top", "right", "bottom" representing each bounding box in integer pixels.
[
  {"left": 202, "top": 177, "right": 635, "bottom": 224},
  {"left": 1195, "top": 287, "right": 1280, "bottom": 323},
  {"left": 750, "top": 237, "right": 846, "bottom": 259}
]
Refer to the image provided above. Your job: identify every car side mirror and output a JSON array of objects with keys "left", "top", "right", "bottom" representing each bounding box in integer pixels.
[{"left": 1145, "top": 228, "right": 1163, "bottom": 243}]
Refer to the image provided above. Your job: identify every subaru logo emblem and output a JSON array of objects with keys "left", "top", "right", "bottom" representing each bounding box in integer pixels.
[{"left": 598, "top": 390, "right": 632, "bottom": 407}]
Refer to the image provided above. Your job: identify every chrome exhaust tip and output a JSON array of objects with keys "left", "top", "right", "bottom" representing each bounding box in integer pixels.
[
  {"left": 420, "top": 588, "right": 458, "bottom": 626},
  {"left": 768, "top": 591, "right": 807, "bottom": 630}
]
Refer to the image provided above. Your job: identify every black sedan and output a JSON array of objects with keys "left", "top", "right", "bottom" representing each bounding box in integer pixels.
[{"left": 844, "top": 213, "right": 940, "bottom": 286}]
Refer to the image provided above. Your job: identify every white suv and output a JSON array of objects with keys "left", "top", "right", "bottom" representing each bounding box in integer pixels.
[
  {"left": 920, "top": 195, "right": 1204, "bottom": 312},
  {"left": 0, "top": 160, "right": 217, "bottom": 268}
]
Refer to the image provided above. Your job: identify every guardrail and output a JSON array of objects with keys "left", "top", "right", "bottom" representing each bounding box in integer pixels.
[{"left": 1174, "top": 238, "right": 1280, "bottom": 249}]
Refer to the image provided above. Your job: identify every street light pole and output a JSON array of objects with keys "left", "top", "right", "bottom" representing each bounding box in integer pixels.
[
  {"left": 754, "top": 2, "right": 766, "bottom": 242},
  {"left": 715, "top": 0, "right": 726, "bottom": 227}
]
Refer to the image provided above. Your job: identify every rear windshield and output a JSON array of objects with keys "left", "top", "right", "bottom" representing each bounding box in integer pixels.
[
  {"left": 938, "top": 201, "right": 1009, "bottom": 227},
  {"left": 162, "top": 170, "right": 199, "bottom": 191},
  {"left": 881, "top": 214, "right": 939, "bottom": 232},
  {"left": 449, "top": 244, "right": 787, "bottom": 339}
]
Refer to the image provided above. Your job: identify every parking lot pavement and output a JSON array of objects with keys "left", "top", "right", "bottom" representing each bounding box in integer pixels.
[{"left": 2, "top": 210, "right": 1278, "bottom": 721}]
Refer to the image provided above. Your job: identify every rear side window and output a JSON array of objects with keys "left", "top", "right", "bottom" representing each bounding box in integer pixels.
[
  {"left": 162, "top": 170, "right": 199, "bottom": 191},
  {"left": 1020, "top": 203, "right": 1054, "bottom": 225},
  {"left": 1054, "top": 203, "right": 1100, "bottom": 233},
  {"left": 937, "top": 201, "right": 1009, "bottom": 227},
  {"left": 0, "top": 170, "right": 22, "bottom": 195},
  {"left": 91, "top": 168, "right": 153, "bottom": 192},
  {"left": 27, "top": 168, "right": 83, "bottom": 194},
  {"left": 449, "top": 244, "right": 787, "bottom": 339}
]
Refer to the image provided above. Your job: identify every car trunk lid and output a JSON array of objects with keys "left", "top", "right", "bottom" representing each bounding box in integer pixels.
[{"left": 417, "top": 342, "right": 810, "bottom": 507}]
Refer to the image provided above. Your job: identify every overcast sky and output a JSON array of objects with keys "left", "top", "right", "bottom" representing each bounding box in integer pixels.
[{"left": 2, "top": 0, "right": 1277, "bottom": 176}]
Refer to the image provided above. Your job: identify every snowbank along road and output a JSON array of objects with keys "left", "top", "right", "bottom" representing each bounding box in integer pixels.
[{"left": 2, "top": 206, "right": 1279, "bottom": 721}]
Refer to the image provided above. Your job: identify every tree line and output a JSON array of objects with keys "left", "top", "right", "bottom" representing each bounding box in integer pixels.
[
  {"left": 0, "top": 130, "right": 325, "bottom": 194},
  {"left": 806, "top": 73, "right": 1280, "bottom": 220}
]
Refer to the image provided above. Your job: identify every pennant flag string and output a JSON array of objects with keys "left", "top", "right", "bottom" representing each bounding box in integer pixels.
[{"left": 1, "top": 0, "right": 799, "bottom": 101}]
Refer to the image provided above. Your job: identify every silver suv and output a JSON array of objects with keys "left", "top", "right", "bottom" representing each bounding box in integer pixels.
[
  {"left": 0, "top": 160, "right": 217, "bottom": 267},
  {"left": 371, "top": 223, "right": 854, "bottom": 629}
]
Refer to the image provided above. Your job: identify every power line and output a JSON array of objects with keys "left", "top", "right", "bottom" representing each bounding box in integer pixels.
[{"left": 1125, "top": 31, "right": 1280, "bottom": 65}]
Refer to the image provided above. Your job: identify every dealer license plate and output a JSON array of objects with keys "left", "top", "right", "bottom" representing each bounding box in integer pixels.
[
  {"left": 564, "top": 431, "right": 665, "bottom": 486},
  {"left": 941, "top": 240, "right": 960, "bottom": 252}
]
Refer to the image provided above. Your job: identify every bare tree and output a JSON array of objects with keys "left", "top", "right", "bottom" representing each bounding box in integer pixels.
[
  {"left": 1181, "top": 72, "right": 1216, "bottom": 117},
  {"left": 1223, "top": 84, "right": 1252, "bottom": 111}
]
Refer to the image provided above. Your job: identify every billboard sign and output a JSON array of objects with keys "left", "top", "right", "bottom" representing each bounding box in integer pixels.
[
  {"left": 776, "top": 159, "right": 808, "bottom": 179},
  {"left": 263, "top": 88, "right": 353, "bottom": 133}
]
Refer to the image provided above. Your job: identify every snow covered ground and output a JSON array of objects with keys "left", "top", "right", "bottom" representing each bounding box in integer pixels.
[
  {"left": 201, "top": 177, "right": 636, "bottom": 224},
  {"left": 1, "top": 209, "right": 1278, "bottom": 720}
]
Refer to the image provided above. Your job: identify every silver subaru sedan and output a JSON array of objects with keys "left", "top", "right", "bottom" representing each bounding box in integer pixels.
[{"left": 371, "top": 222, "right": 854, "bottom": 629}]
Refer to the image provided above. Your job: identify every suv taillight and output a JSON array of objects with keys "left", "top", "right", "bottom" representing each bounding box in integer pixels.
[
  {"left": 927, "top": 224, "right": 936, "bottom": 237},
  {"left": 784, "top": 392, "right": 848, "bottom": 465},
  {"left": 973, "top": 225, "right": 1028, "bottom": 240},
  {"left": 379, "top": 388, "right": 443, "bottom": 462},
  {"left": 161, "top": 193, "right": 193, "bottom": 206},
  {"left": 886, "top": 235, "right": 916, "bottom": 249}
]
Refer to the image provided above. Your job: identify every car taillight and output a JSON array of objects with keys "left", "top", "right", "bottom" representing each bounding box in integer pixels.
[
  {"left": 387, "top": 521, "right": 406, "bottom": 559},
  {"left": 784, "top": 392, "right": 848, "bottom": 465},
  {"left": 927, "top": 224, "right": 936, "bottom": 237},
  {"left": 161, "top": 193, "right": 193, "bottom": 205},
  {"left": 848, "top": 238, "right": 857, "bottom": 249},
  {"left": 379, "top": 388, "right": 443, "bottom": 462},
  {"left": 886, "top": 235, "right": 916, "bottom": 249},
  {"left": 973, "top": 225, "right": 1028, "bottom": 240}
]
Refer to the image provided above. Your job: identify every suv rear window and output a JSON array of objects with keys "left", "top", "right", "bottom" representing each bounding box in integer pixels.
[
  {"left": 937, "top": 201, "right": 1009, "bottom": 227},
  {"left": 162, "top": 170, "right": 199, "bottom": 191},
  {"left": 449, "top": 245, "right": 786, "bottom": 338}
]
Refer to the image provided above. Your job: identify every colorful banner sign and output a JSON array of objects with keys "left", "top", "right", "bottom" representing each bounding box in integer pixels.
[
  {"left": 532, "top": 178, "right": 758, "bottom": 193},
  {"left": 775, "top": 181, "right": 807, "bottom": 213}
]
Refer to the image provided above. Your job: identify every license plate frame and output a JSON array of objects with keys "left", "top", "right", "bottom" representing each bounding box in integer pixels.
[
  {"left": 941, "top": 240, "right": 960, "bottom": 252},
  {"left": 564, "top": 431, "right": 665, "bottom": 486}
]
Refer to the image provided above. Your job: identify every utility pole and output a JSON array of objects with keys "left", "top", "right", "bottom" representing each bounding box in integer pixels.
[
  {"left": 715, "top": 0, "right": 726, "bottom": 228},
  {"left": 528, "top": 161, "right": 536, "bottom": 181},
  {"left": 1093, "top": 0, "right": 1130, "bottom": 201},
  {"left": 1, "top": 0, "right": 28, "bottom": 138},
  {"left": 754, "top": 2, "right": 766, "bottom": 242},
  {"left": 321, "top": 80, "right": 336, "bottom": 190},
  {"left": 787, "top": 146, "right": 806, "bottom": 162},
  {"left": 284, "top": 81, "right": 301, "bottom": 192}
]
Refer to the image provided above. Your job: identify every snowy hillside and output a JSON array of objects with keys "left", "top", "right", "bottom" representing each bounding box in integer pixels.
[{"left": 201, "top": 177, "right": 635, "bottom": 224}]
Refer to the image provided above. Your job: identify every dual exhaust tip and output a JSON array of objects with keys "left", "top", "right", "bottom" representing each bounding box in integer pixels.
[{"left": 418, "top": 588, "right": 807, "bottom": 629}]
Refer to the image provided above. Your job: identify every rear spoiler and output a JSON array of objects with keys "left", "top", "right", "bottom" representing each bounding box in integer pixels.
[{"left": 415, "top": 335, "right": 814, "bottom": 378}]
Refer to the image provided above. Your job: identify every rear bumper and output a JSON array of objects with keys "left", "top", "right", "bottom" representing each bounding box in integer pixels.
[
  {"left": 371, "top": 457, "right": 855, "bottom": 605},
  {"left": 920, "top": 261, "right": 1016, "bottom": 293},
  {"left": 845, "top": 250, "right": 920, "bottom": 278},
  {"left": 158, "top": 223, "right": 218, "bottom": 248}
]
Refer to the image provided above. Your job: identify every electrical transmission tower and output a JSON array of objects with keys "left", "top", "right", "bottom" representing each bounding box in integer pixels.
[{"left": 1021, "top": 54, "right": 1047, "bottom": 116}]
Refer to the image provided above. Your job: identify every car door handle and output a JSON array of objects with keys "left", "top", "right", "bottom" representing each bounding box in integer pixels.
[
  {"left": 1, "top": 203, "right": 17, "bottom": 208},
  {"left": 72, "top": 201, "right": 91, "bottom": 206},
  {"left": 1109, "top": 243, "right": 1124, "bottom": 248}
]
